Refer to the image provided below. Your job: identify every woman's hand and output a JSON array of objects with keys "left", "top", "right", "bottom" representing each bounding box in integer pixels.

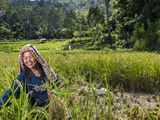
[{"left": 48, "top": 91, "right": 52, "bottom": 99}]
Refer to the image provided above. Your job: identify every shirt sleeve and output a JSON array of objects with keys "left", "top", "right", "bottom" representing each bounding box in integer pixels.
[{"left": 0, "top": 73, "right": 25, "bottom": 109}]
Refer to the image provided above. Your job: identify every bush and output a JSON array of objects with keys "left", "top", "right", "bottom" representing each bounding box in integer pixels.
[
  {"left": 73, "top": 31, "right": 89, "bottom": 38},
  {"left": 59, "top": 28, "right": 73, "bottom": 39},
  {"left": 0, "top": 27, "right": 13, "bottom": 39},
  {"left": 131, "top": 20, "right": 160, "bottom": 51}
]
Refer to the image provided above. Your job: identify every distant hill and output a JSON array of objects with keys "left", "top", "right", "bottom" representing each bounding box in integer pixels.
[{"left": 9, "top": 0, "right": 104, "bottom": 9}]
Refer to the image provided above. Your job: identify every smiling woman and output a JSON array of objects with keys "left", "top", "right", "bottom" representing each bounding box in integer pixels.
[
  {"left": 0, "top": 44, "right": 60, "bottom": 109},
  {"left": 23, "top": 51, "right": 37, "bottom": 68}
]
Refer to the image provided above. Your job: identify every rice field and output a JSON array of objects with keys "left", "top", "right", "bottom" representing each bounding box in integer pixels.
[{"left": 0, "top": 40, "right": 159, "bottom": 120}]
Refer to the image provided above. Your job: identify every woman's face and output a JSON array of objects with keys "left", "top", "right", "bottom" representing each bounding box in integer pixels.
[{"left": 22, "top": 51, "right": 37, "bottom": 70}]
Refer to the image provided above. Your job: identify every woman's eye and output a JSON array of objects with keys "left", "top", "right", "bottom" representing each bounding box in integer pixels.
[{"left": 23, "top": 56, "right": 34, "bottom": 60}]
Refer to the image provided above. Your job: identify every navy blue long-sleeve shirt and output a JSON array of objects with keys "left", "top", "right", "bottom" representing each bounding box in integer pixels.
[{"left": 0, "top": 71, "right": 51, "bottom": 109}]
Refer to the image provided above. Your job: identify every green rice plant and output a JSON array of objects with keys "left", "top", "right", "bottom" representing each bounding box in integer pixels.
[
  {"left": 0, "top": 41, "right": 160, "bottom": 119},
  {"left": 0, "top": 50, "right": 160, "bottom": 93},
  {"left": 51, "top": 51, "right": 159, "bottom": 92}
]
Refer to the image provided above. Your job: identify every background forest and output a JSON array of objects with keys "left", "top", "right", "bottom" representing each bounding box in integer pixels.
[{"left": 0, "top": 0, "right": 160, "bottom": 51}]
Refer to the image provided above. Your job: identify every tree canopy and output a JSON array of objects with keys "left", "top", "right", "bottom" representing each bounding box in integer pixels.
[{"left": 0, "top": 0, "right": 160, "bottom": 51}]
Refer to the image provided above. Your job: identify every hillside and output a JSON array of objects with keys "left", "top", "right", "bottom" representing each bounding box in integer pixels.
[{"left": 9, "top": 0, "right": 104, "bottom": 8}]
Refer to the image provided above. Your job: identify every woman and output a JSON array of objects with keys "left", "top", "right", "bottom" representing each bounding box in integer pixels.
[{"left": 0, "top": 44, "right": 60, "bottom": 109}]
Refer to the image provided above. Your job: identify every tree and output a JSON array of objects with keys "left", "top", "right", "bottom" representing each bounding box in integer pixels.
[
  {"left": 104, "top": 0, "right": 113, "bottom": 46},
  {"left": 0, "top": 0, "right": 9, "bottom": 11},
  {"left": 87, "top": 6, "right": 105, "bottom": 27},
  {"left": 0, "top": 0, "right": 9, "bottom": 18}
]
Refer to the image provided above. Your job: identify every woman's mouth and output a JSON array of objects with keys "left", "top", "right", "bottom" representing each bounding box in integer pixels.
[{"left": 27, "top": 62, "right": 33, "bottom": 66}]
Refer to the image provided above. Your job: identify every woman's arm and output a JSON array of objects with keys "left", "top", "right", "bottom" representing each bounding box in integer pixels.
[
  {"left": 0, "top": 73, "right": 25, "bottom": 109},
  {"left": 0, "top": 88, "right": 13, "bottom": 109}
]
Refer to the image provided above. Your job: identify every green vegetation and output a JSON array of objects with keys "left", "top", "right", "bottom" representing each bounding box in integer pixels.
[
  {"left": 0, "top": 0, "right": 160, "bottom": 51},
  {"left": 0, "top": 41, "right": 160, "bottom": 92},
  {"left": 0, "top": 41, "right": 159, "bottom": 119},
  {"left": 0, "top": 0, "right": 160, "bottom": 119}
]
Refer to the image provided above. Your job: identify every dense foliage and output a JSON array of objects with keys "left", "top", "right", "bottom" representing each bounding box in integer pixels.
[{"left": 0, "top": 0, "right": 160, "bottom": 50}]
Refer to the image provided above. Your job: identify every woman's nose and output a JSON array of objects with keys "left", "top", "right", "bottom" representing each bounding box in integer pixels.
[{"left": 24, "top": 57, "right": 32, "bottom": 62}]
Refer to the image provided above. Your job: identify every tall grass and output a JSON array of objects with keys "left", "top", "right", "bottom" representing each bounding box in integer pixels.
[
  {"left": 0, "top": 41, "right": 160, "bottom": 119},
  {"left": 49, "top": 51, "right": 160, "bottom": 93}
]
